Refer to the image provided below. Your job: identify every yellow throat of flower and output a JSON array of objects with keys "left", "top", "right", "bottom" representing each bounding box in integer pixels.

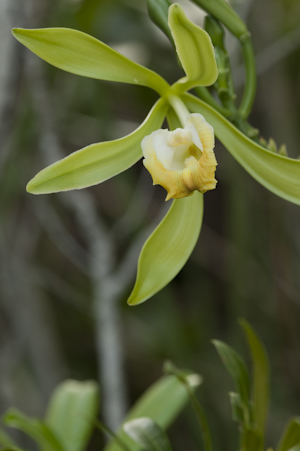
[{"left": 142, "top": 113, "right": 218, "bottom": 200}]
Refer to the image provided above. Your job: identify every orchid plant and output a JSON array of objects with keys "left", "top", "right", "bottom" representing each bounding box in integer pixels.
[{"left": 12, "top": 0, "right": 300, "bottom": 305}]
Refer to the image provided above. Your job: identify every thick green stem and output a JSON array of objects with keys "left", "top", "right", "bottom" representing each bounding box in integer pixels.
[
  {"left": 194, "top": 86, "right": 232, "bottom": 118},
  {"left": 239, "top": 35, "right": 257, "bottom": 118}
]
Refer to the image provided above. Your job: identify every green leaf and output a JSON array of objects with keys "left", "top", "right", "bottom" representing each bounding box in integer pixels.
[
  {"left": 212, "top": 340, "right": 250, "bottom": 409},
  {"left": 104, "top": 373, "right": 201, "bottom": 451},
  {"left": 0, "top": 428, "right": 16, "bottom": 448},
  {"left": 12, "top": 28, "right": 169, "bottom": 96},
  {"left": 123, "top": 418, "right": 173, "bottom": 451},
  {"left": 27, "top": 98, "right": 168, "bottom": 194},
  {"left": 3, "top": 409, "right": 63, "bottom": 451},
  {"left": 184, "top": 93, "right": 300, "bottom": 206},
  {"left": 277, "top": 417, "right": 300, "bottom": 451},
  {"left": 168, "top": 4, "right": 218, "bottom": 93},
  {"left": 241, "top": 427, "right": 262, "bottom": 451},
  {"left": 127, "top": 191, "right": 203, "bottom": 305},
  {"left": 45, "top": 380, "right": 99, "bottom": 451},
  {"left": 239, "top": 320, "right": 269, "bottom": 438}
]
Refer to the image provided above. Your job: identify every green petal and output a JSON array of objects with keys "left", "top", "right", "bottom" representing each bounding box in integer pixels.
[
  {"left": 12, "top": 28, "right": 169, "bottom": 96},
  {"left": 184, "top": 93, "right": 300, "bottom": 205},
  {"left": 168, "top": 4, "right": 218, "bottom": 94},
  {"left": 27, "top": 98, "right": 168, "bottom": 194},
  {"left": 45, "top": 380, "right": 99, "bottom": 451},
  {"left": 128, "top": 191, "right": 203, "bottom": 306}
]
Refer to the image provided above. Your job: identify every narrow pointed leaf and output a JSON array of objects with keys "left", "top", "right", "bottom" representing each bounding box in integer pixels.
[
  {"left": 241, "top": 428, "right": 263, "bottom": 451},
  {"left": 168, "top": 4, "right": 217, "bottom": 93},
  {"left": 104, "top": 373, "right": 201, "bottom": 451},
  {"left": 184, "top": 94, "right": 300, "bottom": 205},
  {"left": 277, "top": 418, "right": 300, "bottom": 451},
  {"left": 45, "top": 380, "right": 99, "bottom": 451},
  {"left": 239, "top": 320, "right": 269, "bottom": 437},
  {"left": 123, "top": 418, "right": 174, "bottom": 451},
  {"left": 12, "top": 28, "right": 169, "bottom": 96},
  {"left": 212, "top": 340, "right": 250, "bottom": 408},
  {"left": 27, "top": 98, "right": 168, "bottom": 194},
  {"left": 147, "top": 0, "right": 174, "bottom": 45},
  {"left": 128, "top": 191, "right": 203, "bottom": 305},
  {"left": 3, "top": 409, "right": 63, "bottom": 451}
]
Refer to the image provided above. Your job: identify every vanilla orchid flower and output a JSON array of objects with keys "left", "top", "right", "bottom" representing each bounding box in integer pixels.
[
  {"left": 12, "top": 4, "right": 300, "bottom": 305},
  {"left": 142, "top": 113, "right": 217, "bottom": 200}
]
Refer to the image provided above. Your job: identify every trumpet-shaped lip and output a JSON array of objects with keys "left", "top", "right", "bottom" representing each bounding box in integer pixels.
[{"left": 141, "top": 113, "right": 217, "bottom": 200}]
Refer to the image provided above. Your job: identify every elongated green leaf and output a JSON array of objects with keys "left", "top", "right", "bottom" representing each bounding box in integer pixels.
[
  {"left": 123, "top": 418, "right": 173, "bottom": 451},
  {"left": 27, "top": 98, "right": 168, "bottom": 194},
  {"left": 213, "top": 340, "right": 250, "bottom": 409},
  {"left": 128, "top": 191, "right": 203, "bottom": 305},
  {"left": 277, "top": 418, "right": 300, "bottom": 451},
  {"left": 12, "top": 28, "right": 169, "bottom": 96},
  {"left": 184, "top": 93, "right": 300, "bottom": 205},
  {"left": 241, "top": 427, "right": 262, "bottom": 451},
  {"left": 239, "top": 320, "right": 269, "bottom": 438},
  {"left": 104, "top": 373, "right": 201, "bottom": 451},
  {"left": 3, "top": 409, "right": 63, "bottom": 451},
  {"left": 0, "top": 428, "right": 16, "bottom": 448},
  {"left": 45, "top": 380, "right": 99, "bottom": 451},
  {"left": 168, "top": 4, "right": 217, "bottom": 93}
]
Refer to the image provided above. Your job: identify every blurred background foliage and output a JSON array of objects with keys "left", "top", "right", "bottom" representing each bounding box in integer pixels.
[{"left": 1, "top": 0, "right": 300, "bottom": 449}]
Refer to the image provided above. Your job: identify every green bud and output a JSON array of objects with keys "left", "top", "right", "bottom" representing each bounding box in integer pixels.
[
  {"left": 191, "top": 0, "right": 248, "bottom": 39},
  {"left": 147, "top": 0, "right": 174, "bottom": 45},
  {"left": 267, "top": 137, "right": 278, "bottom": 153},
  {"left": 278, "top": 143, "right": 288, "bottom": 156},
  {"left": 204, "top": 15, "right": 225, "bottom": 50}
]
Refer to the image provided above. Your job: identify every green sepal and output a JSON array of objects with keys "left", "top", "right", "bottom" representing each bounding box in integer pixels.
[
  {"left": 3, "top": 409, "right": 64, "bottom": 451},
  {"left": 127, "top": 191, "right": 203, "bottom": 305},
  {"left": 27, "top": 98, "right": 168, "bottom": 194},
  {"left": 123, "top": 418, "right": 174, "bottom": 451},
  {"left": 45, "top": 380, "right": 99, "bottom": 451},
  {"left": 276, "top": 417, "right": 300, "bottom": 451},
  {"left": 184, "top": 93, "right": 300, "bottom": 206},
  {"left": 12, "top": 28, "right": 169, "bottom": 96},
  {"left": 239, "top": 320, "right": 269, "bottom": 439},
  {"left": 104, "top": 373, "right": 201, "bottom": 451},
  {"left": 168, "top": 4, "right": 218, "bottom": 94}
]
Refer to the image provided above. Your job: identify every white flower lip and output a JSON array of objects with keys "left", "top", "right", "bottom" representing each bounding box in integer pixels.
[{"left": 141, "top": 113, "right": 217, "bottom": 200}]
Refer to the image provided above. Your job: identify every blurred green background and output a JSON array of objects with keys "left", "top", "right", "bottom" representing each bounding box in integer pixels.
[{"left": 1, "top": 0, "right": 300, "bottom": 449}]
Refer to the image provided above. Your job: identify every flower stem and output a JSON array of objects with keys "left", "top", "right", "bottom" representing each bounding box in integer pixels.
[
  {"left": 167, "top": 94, "right": 190, "bottom": 127},
  {"left": 238, "top": 35, "right": 257, "bottom": 118}
]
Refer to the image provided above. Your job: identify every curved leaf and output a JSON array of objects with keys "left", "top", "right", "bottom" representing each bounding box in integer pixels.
[
  {"left": 27, "top": 98, "right": 168, "bottom": 194},
  {"left": 168, "top": 4, "right": 217, "bottom": 93},
  {"left": 3, "top": 409, "right": 63, "bottom": 451},
  {"left": 239, "top": 320, "right": 269, "bottom": 438},
  {"left": 277, "top": 418, "right": 300, "bottom": 451},
  {"left": 45, "top": 380, "right": 99, "bottom": 451},
  {"left": 123, "top": 418, "right": 173, "bottom": 451},
  {"left": 184, "top": 93, "right": 300, "bottom": 205},
  {"left": 12, "top": 28, "right": 169, "bottom": 96},
  {"left": 104, "top": 373, "right": 201, "bottom": 451},
  {"left": 212, "top": 340, "right": 250, "bottom": 408},
  {"left": 128, "top": 191, "right": 203, "bottom": 305}
]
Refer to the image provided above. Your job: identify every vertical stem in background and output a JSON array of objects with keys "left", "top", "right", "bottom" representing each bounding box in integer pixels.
[{"left": 94, "top": 281, "right": 128, "bottom": 431}]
